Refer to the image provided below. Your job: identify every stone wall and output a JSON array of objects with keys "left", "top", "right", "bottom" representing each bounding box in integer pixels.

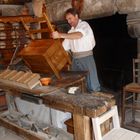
[
  {"left": 45, "top": 0, "right": 140, "bottom": 22},
  {"left": 0, "top": 5, "right": 22, "bottom": 16},
  {"left": 0, "top": 2, "right": 33, "bottom": 16},
  {"left": 1, "top": 0, "right": 140, "bottom": 21}
]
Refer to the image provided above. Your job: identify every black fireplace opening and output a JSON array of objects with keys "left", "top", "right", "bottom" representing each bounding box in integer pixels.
[{"left": 87, "top": 13, "right": 137, "bottom": 91}]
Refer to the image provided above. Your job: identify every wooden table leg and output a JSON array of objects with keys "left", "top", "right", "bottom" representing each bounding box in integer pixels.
[
  {"left": 121, "top": 90, "right": 126, "bottom": 127},
  {"left": 73, "top": 113, "right": 92, "bottom": 140}
]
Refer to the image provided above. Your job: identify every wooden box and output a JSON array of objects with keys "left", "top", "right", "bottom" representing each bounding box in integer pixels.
[{"left": 19, "top": 39, "right": 71, "bottom": 79}]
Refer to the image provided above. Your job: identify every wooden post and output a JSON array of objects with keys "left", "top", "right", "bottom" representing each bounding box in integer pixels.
[{"left": 73, "top": 113, "right": 92, "bottom": 140}]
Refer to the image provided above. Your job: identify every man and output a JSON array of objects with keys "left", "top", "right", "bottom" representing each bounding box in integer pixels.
[{"left": 52, "top": 8, "right": 100, "bottom": 92}]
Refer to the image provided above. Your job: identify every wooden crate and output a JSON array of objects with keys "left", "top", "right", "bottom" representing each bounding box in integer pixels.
[{"left": 19, "top": 39, "right": 71, "bottom": 79}]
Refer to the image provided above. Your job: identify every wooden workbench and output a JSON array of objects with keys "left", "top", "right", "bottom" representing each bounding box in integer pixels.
[{"left": 0, "top": 71, "right": 115, "bottom": 140}]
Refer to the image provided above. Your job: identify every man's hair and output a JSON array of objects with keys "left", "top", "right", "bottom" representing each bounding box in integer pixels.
[{"left": 65, "top": 8, "right": 79, "bottom": 17}]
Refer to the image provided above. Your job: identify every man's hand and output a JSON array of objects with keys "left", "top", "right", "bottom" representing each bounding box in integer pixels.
[{"left": 51, "top": 31, "right": 61, "bottom": 39}]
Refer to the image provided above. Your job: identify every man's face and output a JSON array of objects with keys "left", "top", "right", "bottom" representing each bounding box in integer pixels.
[{"left": 66, "top": 13, "right": 79, "bottom": 28}]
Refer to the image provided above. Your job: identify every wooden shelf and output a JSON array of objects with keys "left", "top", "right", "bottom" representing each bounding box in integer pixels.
[{"left": 0, "top": 19, "right": 27, "bottom": 66}]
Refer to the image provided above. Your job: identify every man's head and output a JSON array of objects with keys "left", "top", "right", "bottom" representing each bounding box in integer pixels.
[{"left": 65, "top": 8, "right": 80, "bottom": 28}]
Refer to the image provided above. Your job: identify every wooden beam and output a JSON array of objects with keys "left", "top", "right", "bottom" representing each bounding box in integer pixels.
[
  {"left": 0, "top": 0, "right": 31, "bottom": 5},
  {"left": 0, "top": 16, "right": 45, "bottom": 23},
  {"left": 0, "top": 117, "right": 42, "bottom": 140}
]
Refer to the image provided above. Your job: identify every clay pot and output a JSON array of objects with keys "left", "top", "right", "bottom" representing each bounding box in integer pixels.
[{"left": 40, "top": 77, "right": 52, "bottom": 86}]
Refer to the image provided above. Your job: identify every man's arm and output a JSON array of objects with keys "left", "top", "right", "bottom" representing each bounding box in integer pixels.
[{"left": 52, "top": 31, "right": 83, "bottom": 39}]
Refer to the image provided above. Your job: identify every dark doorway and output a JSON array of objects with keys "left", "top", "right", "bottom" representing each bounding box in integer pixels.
[{"left": 87, "top": 13, "right": 137, "bottom": 91}]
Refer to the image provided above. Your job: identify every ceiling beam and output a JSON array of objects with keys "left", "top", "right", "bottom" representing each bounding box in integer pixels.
[{"left": 0, "top": 0, "right": 32, "bottom": 5}]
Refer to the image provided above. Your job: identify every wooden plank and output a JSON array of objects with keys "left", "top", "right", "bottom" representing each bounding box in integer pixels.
[
  {"left": 23, "top": 73, "right": 40, "bottom": 84},
  {"left": 3, "top": 70, "right": 17, "bottom": 80},
  {"left": 2, "top": 71, "right": 13, "bottom": 79},
  {"left": 0, "top": 69, "right": 11, "bottom": 78},
  {"left": 27, "top": 80, "right": 41, "bottom": 89},
  {"left": 0, "top": 117, "right": 42, "bottom": 140},
  {"left": 9, "top": 71, "right": 25, "bottom": 81},
  {"left": 29, "top": 28, "right": 49, "bottom": 34},
  {"left": 0, "top": 79, "right": 29, "bottom": 89},
  {"left": 17, "top": 72, "right": 32, "bottom": 83},
  {"left": 0, "top": 16, "right": 44, "bottom": 23},
  {"left": 43, "top": 13, "right": 55, "bottom": 32},
  {"left": 16, "top": 72, "right": 30, "bottom": 82},
  {"left": 0, "top": 78, "right": 40, "bottom": 90},
  {"left": 20, "top": 17, "right": 45, "bottom": 23},
  {"left": 0, "top": 70, "right": 40, "bottom": 89}
]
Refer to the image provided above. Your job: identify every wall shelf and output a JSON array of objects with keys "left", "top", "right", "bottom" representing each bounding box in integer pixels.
[{"left": 0, "top": 18, "right": 28, "bottom": 68}]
